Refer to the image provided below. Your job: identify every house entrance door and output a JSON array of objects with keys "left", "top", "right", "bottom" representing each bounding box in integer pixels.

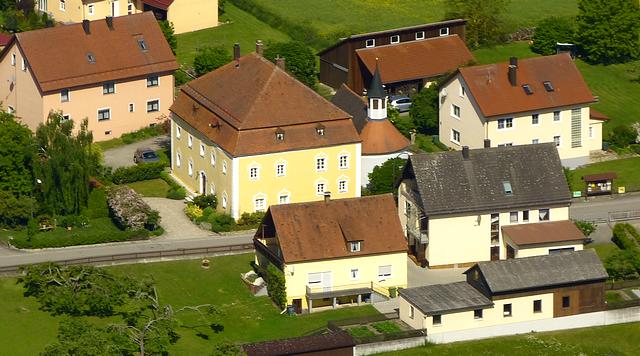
[
  {"left": 490, "top": 246, "right": 500, "bottom": 261},
  {"left": 199, "top": 171, "right": 207, "bottom": 195}
]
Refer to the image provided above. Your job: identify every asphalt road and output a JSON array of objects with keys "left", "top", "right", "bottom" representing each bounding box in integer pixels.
[{"left": 570, "top": 193, "right": 640, "bottom": 222}]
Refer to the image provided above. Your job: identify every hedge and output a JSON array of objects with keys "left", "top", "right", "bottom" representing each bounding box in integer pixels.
[
  {"left": 612, "top": 223, "right": 640, "bottom": 251},
  {"left": 266, "top": 264, "right": 287, "bottom": 309},
  {"left": 160, "top": 171, "right": 187, "bottom": 200},
  {"left": 111, "top": 162, "right": 165, "bottom": 184}
]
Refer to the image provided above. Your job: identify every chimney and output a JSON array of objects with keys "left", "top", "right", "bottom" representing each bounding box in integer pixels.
[
  {"left": 508, "top": 57, "right": 517, "bottom": 87},
  {"left": 484, "top": 139, "right": 491, "bottom": 148},
  {"left": 324, "top": 191, "right": 331, "bottom": 203},
  {"left": 276, "top": 56, "right": 285, "bottom": 70},
  {"left": 233, "top": 43, "right": 240, "bottom": 68},
  {"left": 462, "top": 146, "right": 470, "bottom": 160},
  {"left": 82, "top": 20, "right": 90, "bottom": 34},
  {"left": 255, "top": 40, "right": 263, "bottom": 56},
  {"left": 105, "top": 16, "right": 114, "bottom": 30}
]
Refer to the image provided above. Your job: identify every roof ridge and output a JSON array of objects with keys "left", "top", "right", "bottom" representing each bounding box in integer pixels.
[{"left": 242, "top": 55, "right": 280, "bottom": 124}]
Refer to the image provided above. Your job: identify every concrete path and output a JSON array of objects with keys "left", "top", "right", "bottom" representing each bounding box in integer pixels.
[
  {"left": 103, "top": 135, "right": 169, "bottom": 169},
  {"left": 570, "top": 192, "right": 640, "bottom": 222},
  {"left": 143, "top": 197, "right": 214, "bottom": 240}
]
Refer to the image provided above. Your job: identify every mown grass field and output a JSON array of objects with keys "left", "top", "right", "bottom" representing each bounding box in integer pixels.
[
  {"left": 567, "top": 157, "right": 640, "bottom": 192},
  {"left": 0, "top": 254, "right": 379, "bottom": 355},
  {"left": 379, "top": 322, "right": 640, "bottom": 355},
  {"left": 126, "top": 178, "right": 170, "bottom": 197},
  {"left": 175, "top": 3, "right": 290, "bottom": 66},
  {"left": 241, "top": 0, "right": 578, "bottom": 47}
]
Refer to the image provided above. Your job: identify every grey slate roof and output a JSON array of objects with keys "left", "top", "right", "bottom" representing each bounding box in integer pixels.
[
  {"left": 399, "top": 281, "right": 493, "bottom": 315},
  {"left": 405, "top": 143, "right": 571, "bottom": 216},
  {"left": 472, "top": 250, "right": 608, "bottom": 294},
  {"left": 368, "top": 62, "right": 385, "bottom": 98},
  {"left": 331, "top": 84, "right": 368, "bottom": 133}
]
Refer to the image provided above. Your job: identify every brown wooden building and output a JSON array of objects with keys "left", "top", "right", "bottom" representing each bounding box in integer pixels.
[
  {"left": 318, "top": 19, "right": 467, "bottom": 94},
  {"left": 243, "top": 330, "right": 355, "bottom": 356}
]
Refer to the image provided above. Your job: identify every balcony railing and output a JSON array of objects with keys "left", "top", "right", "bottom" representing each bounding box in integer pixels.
[
  {"left": 407, "top": 225, "right": 429, "bottom": 244},
  {"left": 305, "top": 281, "right": 392, "bottom": 299}
]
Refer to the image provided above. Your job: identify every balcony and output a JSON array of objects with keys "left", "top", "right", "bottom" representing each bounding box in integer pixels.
[
  {"left": 407, "top": 225, "right": 429, "bottom": 244},
  {"left": 306, "top": 282, "right": 383, "bottom": 300}
]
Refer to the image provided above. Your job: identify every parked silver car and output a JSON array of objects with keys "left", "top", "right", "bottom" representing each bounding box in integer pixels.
[{"left": 390, "top": 95, "right": 412, "bottom": 112}]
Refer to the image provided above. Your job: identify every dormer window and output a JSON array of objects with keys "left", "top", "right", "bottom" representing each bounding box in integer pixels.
[
  {"left": 543, "top": 81, "right": 554, "bottom": 92},
  {"left": 365, "top": 39, "right": 375, "bottom": 48},
  {"left": 275, "top": 128, "right": 284, "bottom": 141},
  {"left": 137, "top": 38, "right": 148, "bottom": 51},
  {"left": 416, "top": 31, "right": 425, "bottom": 40},
  {"left": 503, "top": 181, "right": 513, "bottom": 195},
  {"left": 439, "top": 27, "right": 450, "bottom": 36},
  {"left": 522, "top": 84, "right": 533, "bottom": 95},
  {"left": 349, "top": 241, "right": 361, "bottom": 252},
  {"left": 390, "top": 35, "right": 400, "bottom": 44},
  {"left": 86, "top": 52, "right": 96, "bottom": 64},
  {"left": 316, "top": 124, "right": 325, "bottom": 136}
]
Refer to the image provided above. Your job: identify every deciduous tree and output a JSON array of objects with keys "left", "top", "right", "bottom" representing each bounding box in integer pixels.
[
  {"left": 193, "top": 45, "right": 232, "bottom": 77},
  {"left": 409, "top": 85, "right": 440, "bottom": 135},
  {"left": 445, "top": 0, "right": 510, "bottom": 48},
  {"left": 530, "top": 17, "right": 576, "bottom": 56},
  {"left": 367, "top": 158, "right": 407, "bottom": 195},
  {"left": 264, "top": 41, "right": 318, "bottom": 88}
]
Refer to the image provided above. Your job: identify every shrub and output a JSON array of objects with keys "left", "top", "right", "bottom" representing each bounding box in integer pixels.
[
  {"left": 119, "top": 124, "right": 165, "bottom": 145},
  {"left": 206, "top": 212, "right": 236, "bottom": 232},
  {"left": 192, "top": 194, "right": 218, "bottom": 209},
  {"left": 530, "top": 17, "right": 576, "bottom": 56},
  {"left": 611, "top": 223, "right": 639, "bottom": 250},
  {"left": 0, "top": 191, "right": 35, "bottom": 228},
  {"left": 266, "top": 264, "right": 287, "bottom": 309},
  {"left": 574, "top": 220, "right": 596, "bottom": 237},
  {"left": 106, "top": 186, "right": 160, "bottom": 231},
  {"left": 166, "top": 188, "right": 186, "bottom": 200},
  {"left": 58, "top": 215, "right": 89, "bottom": 229},
  {"left": 630, "top": 144, "right": 640, "bottom": 155},
  {"left": 609, "top": 125, "right": 637, "bottom": 148},
  {"left": 193, "top": 45, "right": 232, "bottom": 77},
  {"left": 605, "top": 250, "right": 640, "bottom": 280},
  {"left": 111, "top": 162, "right": 165, "bottom": 184},
  {"left": 237, "top": 211, "right": 265, "bottom": 228},
  {"left": 185, "top": 204, "right": 204, "bottom": 221},
  {"left": 84, "top": 189, "right": 109, "bottom": 218}
]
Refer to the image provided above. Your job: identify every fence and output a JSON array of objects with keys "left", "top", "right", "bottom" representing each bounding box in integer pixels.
[
  {"left": 607, "top": 299, "right": 640, "bottom": 310},
  {"left": 609, "top": 210, "right": 640, "bottom": 222},
  {"left": 606, "top": 279, "right": 640, "bottom": 290},
  {"left": 0, "top": 243, "right": 255, "bottom": 274},
  {"left": 327, "top": 312, "right": 398, "bottom": 331},
  {"left": 352, "top": 329, "right": 426, "bottom": 345}
]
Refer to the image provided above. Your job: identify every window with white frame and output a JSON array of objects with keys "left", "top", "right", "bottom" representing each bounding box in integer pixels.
[
  {"left": 553, "top": 135, "right": 561, "bottom": 147},
  {"left": 553, "top": 111, "right": 561, "bottom": 122},
  {"left": 510, "top": 211, "right": 518, "bottom": 223},
  {"left": 459, "top": 85, "right": 466, "bottom": 97},
  {"left": 390, "top": 35, "right": 400, "bottom": 44},
  {"left": 497, "top": 118, "right": 513, "bottom": 129},
  {"left": 316, "top": 157, "right": 326, "bottom": 172},
  {"left": 589, "top": 126, "right": 594, "bottom": 138},
  {"left": 350, "top": 268, "right": 359, "bottom": 280},
  {"left": 104, "top": 130, "right": 112, "bottom": 136},
  {"left": 409, "top": 305, "right": 415, "bottom": 319},
  {"left": 532, "top": 138, "right": 539, "bottom": 144},
  {"left": 147, "top": 100, "right": 159, "bottom": 112},
  {"left": 222, "top": 194, "right": 227, "bottom": 209},
  {"left": 539, "top": 208, "right": 550, "bottom": 221},
  {"left": 415, "top": 31, "right": 425, "bottom": 40},
  {"left": 127, "top": 0, "right": 134, "bottom": 14},
  {"left": 338, "top": 180, "right": 348, "bottom": 193},
  {"left": 188, "top": 134, "right": 193, "bottom": 148},
  {"left": 451, "top": 104, "right": 460, "bottom": 118},
  {"left": 222, "top": 161, "right": 227, "bottom": 175},
  {"left": 199, "top": 144, "right": 205, "bottom": 157},
  {"left": 276, "top": 162, "right": 286, "bottom": 176},
  {"left": 7, "top": 106, "right": 14, "bottom": 114},
  {"left": 339, "top": 155, "right": 349, "bottom": 169},
  {"left": 103, "top": 82, "right": 115, "bottom": 94},
  {"left": 210, "top": 152, "right": 216, "bottom": 166},
  {"left": 97, "top": 108, "right": 111, "bottom": 121},
  {"left": 188, "top": 160, "right": 193, "bottom": 176},
  {"left": 176, "top": 126, "right": 181, "bottom": 139},
  {"left": 316, "top": 182, "right": 326, "bottom": 195},
  {"left": 128, "top": 103, "right": 135, "bottom": 112},
  {"left": 523, "top": 210, "right": 529, "bottom": 222},
  {"left": 176, "top": 153, "right": 181, "bottom": 167},
  {"left": 146, "top": 76, "right": 159, "bottom": 87},
  {"left": 439, "top": 27, "right": 449, "bottom": 36},
  {"left": 60, "top": 89, "right": 69, "bottom": 102},
  {"left": 11, "top": 53, "right": 15, "bottom": 66},
  {"left": 378, "top": 265, "right": 392, "bottom": 281},
  {"left": 307, "top": 272, "right": 322, "bottom": 286},
  {"left": 532, "top": 114, "right": 539, "bottom": 125},
  {"left": 88, "top": 4, "right": 94, "bottom": 15},
  {"left": 365, "top": 39, "right": 375, "bottom": 48},
  {"left": 59, "top": 0, "right": 65, "bottom": 11},
  {"left": 249, "top": 166, "right": 259, "bottom": 180},
  {"left": 349, "top": 241, "right": 361, "bottom": 252},
  {"left": 451, "top": 129, "right": 460, "bottom": 144},
  {"left": 21, "top": 58, "right": 26, "bottom": 71},
  {"left": 210, "top": 183, "right": 216, "bottom": 195},
  {"left": 254, "top": 197, "right": 266, "bottom": 212},
  {"left": 62, "top": 114, "right": 71, "bottom": 121},
  {"left": 278, "top": 194, "right": 290, "bottom": 204}
]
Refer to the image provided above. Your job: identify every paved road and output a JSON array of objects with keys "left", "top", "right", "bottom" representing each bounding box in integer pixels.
[
  {"left": 570, "top": 193, "right": 640, "bottom": 222},
  {"left": 144, "top": 197, "right": 214, "bottom": 240},
  {"left": 103, "top": 135, "right": 169, "bottom": 169}
]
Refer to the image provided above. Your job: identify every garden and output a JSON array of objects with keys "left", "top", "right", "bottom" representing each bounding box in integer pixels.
[
  {"left": 184, "top": 194, "right": 265, "bottom": 233},
  {"left": 0, "top": 253, "right": 379, "bottom": 355}
]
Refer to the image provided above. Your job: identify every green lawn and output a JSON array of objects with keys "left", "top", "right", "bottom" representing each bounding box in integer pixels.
[
  {"left": 379, "top": 322, "right": 640, "bottom": 355},
  {"left": 568, "top": 157, "right": 640, "bottom": 192},
  {"left": 0, "top": 254, "right": 380, "bottom": 355},
  {"left": 589, "top": 243, "right": 619, "bottom": 262},
  {"left": 240, "top": 0, "right": 577, "bottom": 48},
  {"left": 126, "top": 178, "right": 170, "bottom": 197},
  {"left": 175, "top": 3, "right": 290, "bottom": 66}
]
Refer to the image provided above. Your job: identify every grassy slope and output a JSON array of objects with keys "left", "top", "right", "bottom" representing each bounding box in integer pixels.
[
  {"left": 0, "top": 254, "right": 379, "bottom": 355},
  {"left": 568, "top": 157, "right": 640, "bottom": 192},
  {"left": 380, "top": 322, "right": 640, "bottom": 355},
  {"left": 126, "top": 178, "right": 170, "bottom": 197},
  {"left": 175, "top": 3, "right": 290, "bottom": 66},
  {"left": 589, "top": 242, "right": 620, "bottom": 261},
  {"left": 245, "top": 0, "right": 577, "bottom": 42}
]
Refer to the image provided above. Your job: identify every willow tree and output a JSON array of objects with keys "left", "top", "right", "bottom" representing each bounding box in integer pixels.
[{"left": 33, "top": 112, "right": 98, "bottom": 216}]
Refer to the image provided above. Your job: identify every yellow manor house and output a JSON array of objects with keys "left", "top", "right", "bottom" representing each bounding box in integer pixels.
[{"left": 170, "top": 44, "right": 362, "bottom": 219}]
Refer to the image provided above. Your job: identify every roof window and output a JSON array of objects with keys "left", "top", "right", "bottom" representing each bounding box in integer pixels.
[
  {"left": 316, "top": 124, "right": 325, "bottom": 136},
  {"left": 543, "top": 81, "right": 554, "bottom": 92},
  {"left": 503, "top": 181, "right": 513, "bottom": 195},
  {"left": 86, "top": 52, "right": 96, "bottom": 64},
  {"left": 137, "top": 38, "right": 148, "bottom": 51},
  {"left": 275, "top": 128, "right": 285, "bottom": 141},
  {"left": 522, "top": 84, "right": 533, "bottom": 95}
]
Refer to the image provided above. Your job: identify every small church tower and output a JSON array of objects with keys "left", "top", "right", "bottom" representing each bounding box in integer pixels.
[{"left": 367, "top": 61, "right": 387, "bottom": 121}]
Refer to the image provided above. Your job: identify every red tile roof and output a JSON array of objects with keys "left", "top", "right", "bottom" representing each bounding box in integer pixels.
[
  {"left": 264, "top": 194, "right": 407, "bottom": 263},
  {"left": 171, "top": 53, "right": 361, "bottom": 156},
  {"left": 142, "top": 0, "right": 174, "bottom": 10},
  {"left": 356, "top": 35, "right": 474, "bottom": 84},
  {"left": 457, "top": 54, "right": 596, "bottom": 118},
  {"left": 2, "top": 12, "right": 178, "bottom": 93},
  {"left": 590, "top": 108, "right": 610, "bottom": 121},
  {"left": 0, "top": 33, "right": 11, "bottom": 47},
  {"left": 360, "top": 119, "right": 410, "bottom": 155},
  {"left": 582, "top": 172, "right": 617, "bottom": 182},
  {"left": 502, "top": 220, "right": 585, "bottom": 247}
]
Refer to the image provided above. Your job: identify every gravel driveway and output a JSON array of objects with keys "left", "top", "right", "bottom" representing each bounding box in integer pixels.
[
  {"left": 143, "top": 197, "right": 214, "bottom": 240},
  {"left": 103, "top": 135, "right": 169, "bottom": 169}
]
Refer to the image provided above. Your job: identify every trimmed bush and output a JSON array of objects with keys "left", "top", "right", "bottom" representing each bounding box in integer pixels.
[
  {"left": 612, "top": 223, "right": 639, "bottom": 250},
  {"left": 266, "top": 264, "right": 287, "bottom": 309},
  {"left": 106, "top": 186, "right": 160, "bottom": 231},
  {"left": 206, "top": 212, "right": 236, "bottom": 232},
  {"left": 111, "top": 162, "right": 165, "bottom": 184},
  {"left": 160, "top": 171, "right": 187, "bottom": 200},
  {"left": 237, "top": 211, "right": 265, "bottom": 228},
  {"left": 192, "top": 194, "right": 218, "bottom": 209}
]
